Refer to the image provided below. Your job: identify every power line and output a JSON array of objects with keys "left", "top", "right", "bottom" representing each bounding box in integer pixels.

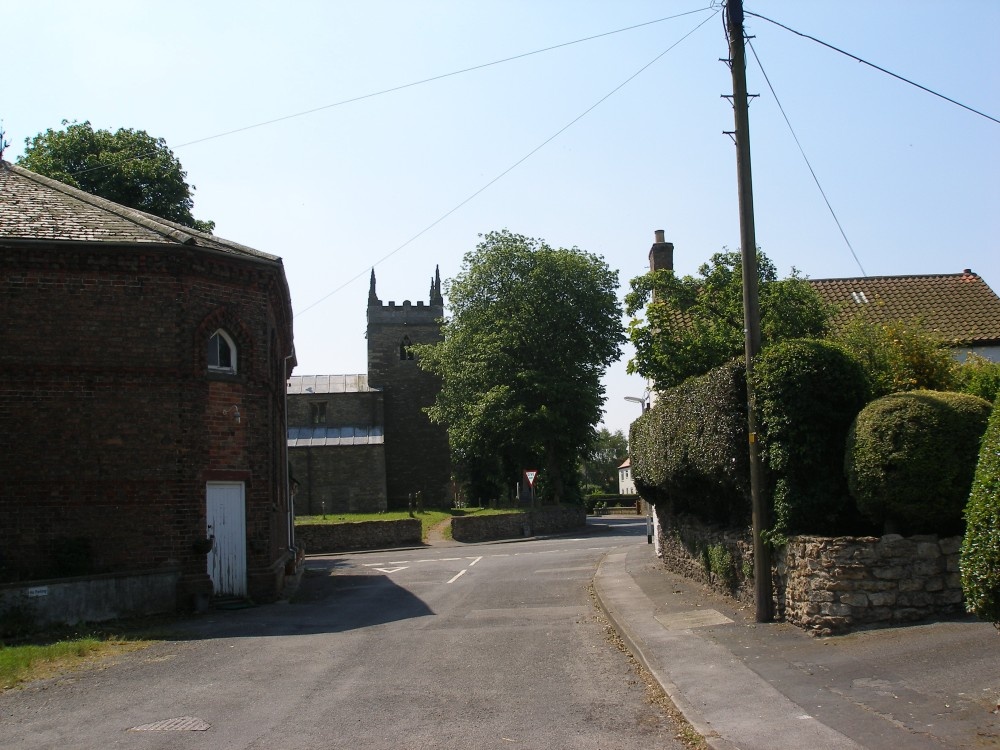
[
  {"left": 746, "top": 37, "right": 868, "bottom": 276},
  {"left": 62, "top": 7, "right": 716, "bottom": 179},
  {"left": 744, "top": 10, "right": 1000, "bottom": 126},
  {"left": 294, "top": 10, "right": 721, "bottom": 317}
]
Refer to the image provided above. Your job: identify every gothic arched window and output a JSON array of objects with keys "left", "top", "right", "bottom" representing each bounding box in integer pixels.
[
  {"left": 399, "top": 335, "right": 414, "bottom": 361},
  {"left": 207, "top": 329, "right": 237, "bottom": 373}
]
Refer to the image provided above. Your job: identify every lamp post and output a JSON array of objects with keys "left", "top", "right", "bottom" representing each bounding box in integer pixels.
[{"left": 624, "top": 396, "right": 646, "bottom": 413}]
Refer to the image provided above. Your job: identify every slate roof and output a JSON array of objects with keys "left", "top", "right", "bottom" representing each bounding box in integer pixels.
[
  {"left": 807, "top": 271, "right": 1000, "bottom": 347},
  {"left": 0, "top": 160, "right": 279, "bottom": 263},
  {"left": 287, "top": 374, "right": 377, "bottom": 394}
]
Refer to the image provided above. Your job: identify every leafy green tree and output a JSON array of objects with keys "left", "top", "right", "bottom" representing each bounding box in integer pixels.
[
  {"left": 18, "top": 120, "right": 214, "bottom": 232},
  {"left": 416, "top": 230, "right": 625, "bottom": 504},
  {"left": 956, "top": 352, "right": 1000, "bottom": 404},
  {"left": 831, "top": 316, "right": 958, "bottom": 398},
  {"left": 625, "top": 249, "right": 831, "bottom": 389},
  {"left": 581, "top": 428, "right": 629, "bottom": 495}
]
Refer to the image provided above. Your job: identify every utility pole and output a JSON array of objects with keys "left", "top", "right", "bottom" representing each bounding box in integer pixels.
[{"left": 724, "top": 0, "right": 773, "bottom": 622}]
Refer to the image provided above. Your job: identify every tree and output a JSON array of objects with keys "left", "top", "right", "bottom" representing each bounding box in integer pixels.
[
  {"left": 415, "top": 230, "right": 625, "bottom": 504},
  {"left": 18, "top": 120, "right": 214, "bottom": 233},
  {"left": 581, "top": 428, "right": 629, "bottom": 495},
  {"left": 625, "top": 249, "right": 830, "bottom": 390}
]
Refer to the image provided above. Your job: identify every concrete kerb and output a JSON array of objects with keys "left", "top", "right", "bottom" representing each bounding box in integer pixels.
[{"left": 592, "top": 546, "right": 864, "bottom": 750}]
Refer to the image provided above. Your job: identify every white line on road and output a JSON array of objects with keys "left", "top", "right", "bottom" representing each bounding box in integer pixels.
[
  {"left": 447, "top": 569, "right": 467, "bottom": 584},
  {"left": 468, "top": 556, "right": 483, "bottom": 566}
]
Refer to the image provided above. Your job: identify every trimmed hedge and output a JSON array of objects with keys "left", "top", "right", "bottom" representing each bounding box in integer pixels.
[
  {"left": 752, "top": 339, "right": 870, "bottom": 537},
  {"left": 961, "top": 392, "right": 1000, "bottom": 627},
  {"left": 630, "top": 360, "right": 749, "bottom": 526},
  {"left": 846, "top": 390, "right": 992, "bottom": 534}
]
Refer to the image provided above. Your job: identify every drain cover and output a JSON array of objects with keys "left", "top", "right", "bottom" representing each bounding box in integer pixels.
[{"left": 129, "top": 716, "right": 211, "bottom": 731}]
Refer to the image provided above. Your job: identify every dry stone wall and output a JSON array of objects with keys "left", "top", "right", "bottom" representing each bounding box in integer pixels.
[
  {"left": 296, "top": 519, "right": 421, "bottom": 553},
  {"left": 655, "top": 509, "right": 965, "bottom": 634},
  {"left": 451, "top": 507, "right": 586, "bottom": 543}
]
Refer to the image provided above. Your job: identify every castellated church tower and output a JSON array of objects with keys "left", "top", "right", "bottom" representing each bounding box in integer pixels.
[{"left": 367, "top": 267, "right": 451, "bottom": 507}]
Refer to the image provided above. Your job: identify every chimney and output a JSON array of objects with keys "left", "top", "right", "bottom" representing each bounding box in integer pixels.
[{"left": 649, "top": 229, "right": 674, "bottom": 273}]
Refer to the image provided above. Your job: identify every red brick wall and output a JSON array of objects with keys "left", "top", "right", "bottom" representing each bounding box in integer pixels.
[{"left": 0, "top": 241, "right": 294, "bottom": 604}]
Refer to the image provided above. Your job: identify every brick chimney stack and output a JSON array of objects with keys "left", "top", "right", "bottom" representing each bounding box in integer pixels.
[{"left": 649, "top": 229, "right": 674, "bottom": 273}]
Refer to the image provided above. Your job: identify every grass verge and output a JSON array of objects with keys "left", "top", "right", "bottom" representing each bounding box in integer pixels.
[{"left": 1, "top": 635, "right": 153, "bottom": 691}]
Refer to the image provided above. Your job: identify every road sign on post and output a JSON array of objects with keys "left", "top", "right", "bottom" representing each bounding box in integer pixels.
[{"left": 524, "top": 470, "right": 537, "bottom": 487}]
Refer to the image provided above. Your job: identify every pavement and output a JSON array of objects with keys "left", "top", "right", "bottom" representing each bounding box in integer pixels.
[{"left": 593, "top": 541, "right": 1000, "bottom": 750}]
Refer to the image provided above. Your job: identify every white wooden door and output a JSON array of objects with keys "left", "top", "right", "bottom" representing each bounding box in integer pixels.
[{"left": 206, "top": 482, "right": 247, "bottom": 597}]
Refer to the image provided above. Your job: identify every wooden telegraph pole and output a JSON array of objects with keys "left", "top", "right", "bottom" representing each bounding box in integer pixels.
[{"left": 725, "top": 0, "right": 773, "bottom": 622}]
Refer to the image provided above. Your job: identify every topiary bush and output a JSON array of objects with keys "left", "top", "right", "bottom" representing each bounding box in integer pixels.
[
  {"left": 960, "top": 392, "right": 1000, "bottom": 628},
  {"left": 845, "top": 390, "right": 992, "bottom": 535},
  {"left": 629, "top": 360, "right": 749, "bottom": 526},
  {"left": 752, "top": 339, "right": 871, "bottom": 538}
]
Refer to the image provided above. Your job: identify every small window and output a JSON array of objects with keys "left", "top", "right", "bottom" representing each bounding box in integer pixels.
[
  {"left": 310, "top": 402, "right": 327, "bottom": 425},
  {"left": 207, "top": 330, "right": 237, "bottom": 373},
  {"left": 399, "top": 335, "right": 414, "bottom": 361}
]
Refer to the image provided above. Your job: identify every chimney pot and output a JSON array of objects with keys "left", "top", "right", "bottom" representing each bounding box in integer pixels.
[{"left": 654, "top": 229, "right": 665, "bottom": 244}]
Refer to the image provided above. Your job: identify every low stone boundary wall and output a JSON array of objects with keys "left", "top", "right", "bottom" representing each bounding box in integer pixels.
[
  {"left": 655, "top": 510, "right": 965, "bottom": 634},
  {"left": 777, "top": 534, "right": 964, "bottom": 634},
  {"left": 0, "top": 568, "right": 181, "bottom": 630},
  {"left": 296, "top": 519, "right": 421, "bottom": 553},
  {"left": 452, "top": 507, "right": 586, "bottom": 543}
]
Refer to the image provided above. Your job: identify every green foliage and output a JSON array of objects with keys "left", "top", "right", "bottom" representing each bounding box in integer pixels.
[
  {"left": 961, "top": 392, "right": 1000, "bottom": 627},
  {"left": 415, "top": 229, "right": 625, "bottom": 503},
  {"left": 831, "top": 316, "right": 958, "bottom": 398},
  {"left": 705, "top": 543, "right": 736, "bottom": 587},
  {"left": 752, "top": 339, "right": 871, "bottom": 536},
  {"left": 580, "top": 428, "right": 628, "bottom": 494},
  {"left": 956, "top": 353, "right": 1000, "bottom": 404},
  {"left": 625, "top": 249, "right": 831, "bottom": 389},
  {"left": 846, "top": 390, "right": 991, "bottom": 534},
  {"left": 18, "top": 120, "right": 214, "bottom": 232},
  {"left": 629, "top": 360, "right": 750, "bottom": 526}
]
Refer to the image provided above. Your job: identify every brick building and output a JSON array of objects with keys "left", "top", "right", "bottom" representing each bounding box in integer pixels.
[
  {"left": 0, "top": 161, "right": 296, "bottom": 609},
  {"left": 288, "top": 269, "right": 451, "bottom": 513}
]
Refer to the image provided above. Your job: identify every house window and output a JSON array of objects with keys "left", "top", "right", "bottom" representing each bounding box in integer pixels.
[
  {"left": 207, "top": 329, "right": 237, "bottom": 373},
  {"left": 399, "top": 335, "right": 414, "bottom": 361},
  {"left": 310, "top": 402, "right": 327, "bottom": 425}
]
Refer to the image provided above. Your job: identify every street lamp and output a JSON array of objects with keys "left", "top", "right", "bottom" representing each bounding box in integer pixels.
[{"left": 624, "top": 395, "right": 646, "bottom": 414}]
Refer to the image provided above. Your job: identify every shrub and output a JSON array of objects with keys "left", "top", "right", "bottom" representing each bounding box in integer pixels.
[
  {"left": 845, "top": 390, "right": 991, "bottom": 534},
  {"left": 752, "top": 339, "right": 870, "bottom": 537},
  {"left": 630, "top": 360, "right": 749, "bottom": 526},
  {"left": 832, "top": 316, "right": 958, "bottom": 398},
  {"left": 956, "top": 353, "right": 1000, "bottom": 404},
  {"left": 960, "top": 392, "right": 1000, "bottom": 628}
]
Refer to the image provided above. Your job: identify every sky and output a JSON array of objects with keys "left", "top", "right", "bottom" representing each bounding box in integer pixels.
[{"left": 5, "top": 1, "right": 998, "bottom": 437}]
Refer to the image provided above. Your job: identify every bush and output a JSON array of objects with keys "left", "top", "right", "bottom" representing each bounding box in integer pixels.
[
  {"left": 752, "top": 339, "right": 870, "bottom": 537},
  {"left": 961, "top": 392, "right": 1000, "bottom": 628},
  {"left": 956, "top": 353, "right": 1000, "bottom": 404},
  {"left": 832, "top": 316, "right": 958, "bottom": 398},
  {"left": 630, "top": 360, "right": 749, "bottom": 526},
  {"left": 845, "top": 390, "right": 991, "bottom": 534}
]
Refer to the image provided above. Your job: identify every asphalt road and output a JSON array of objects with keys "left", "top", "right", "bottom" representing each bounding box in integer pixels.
[{"left": 1, "top": 519, "right": 689, "bottom": 749}]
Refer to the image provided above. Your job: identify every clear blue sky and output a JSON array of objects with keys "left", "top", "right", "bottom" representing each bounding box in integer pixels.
[{"left": 5, "top": 1, "right": 998, "bottom": 436}]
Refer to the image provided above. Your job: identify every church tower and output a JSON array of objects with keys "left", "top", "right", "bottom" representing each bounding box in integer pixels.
[{"left": 367, "top": 267, "right": 451, "bottom": 506}]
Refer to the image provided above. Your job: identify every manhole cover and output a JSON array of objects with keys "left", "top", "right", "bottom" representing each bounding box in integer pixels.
[{"left": 129, "top": 716, "right": 211, "bottom": 731}]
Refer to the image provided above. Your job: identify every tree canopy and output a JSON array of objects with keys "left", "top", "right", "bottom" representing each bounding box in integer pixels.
[
  {"left": 624, "top": 249, "right": 831, "bottom": 389},
  {"left": 581, "top": 428, "right": 629, "bottom": 495},
  {"left": 18, "top": 120, "right": 214, "bottom": 233},
  {"left": 415, "top": 229, "right": 625, "bottom": 504}
]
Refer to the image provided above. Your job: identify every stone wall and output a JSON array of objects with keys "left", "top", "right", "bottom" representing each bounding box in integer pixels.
[
  {"left": 290, "top": 443, "right": 388, "bottom": 515},
  {"left": 451, "top": 507, "right": 586, "bottom": 543},
  {"left": 295, "top": 519, "right": 421, "bottom": 553},
  {"left": 776, "top": 534, "right": 964, "bottom": 635},
  {"left": 654, "top": 508, "right": 965, "bottom": 635}
]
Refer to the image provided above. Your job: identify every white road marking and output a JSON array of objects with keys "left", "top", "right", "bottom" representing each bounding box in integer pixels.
[
  {"left": 447, "top": 569, "right": 467, "bottom": 584},
  {"left": 373, "top": 567, "right": 409, "bottom": 574},
  {"left": 468, "top": 556, "right": 483, "bottom": 566}
]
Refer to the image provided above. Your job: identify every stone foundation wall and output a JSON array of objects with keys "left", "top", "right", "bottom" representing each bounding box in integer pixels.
[
  {"left": 451, "top": 507, "right": 586, "bottom": 543},
  {"left": 654, "top": 508, "right": 965, "bottom": 634},
  {"left": 295, "top": 519, "right": 421, "bottom": 553}
]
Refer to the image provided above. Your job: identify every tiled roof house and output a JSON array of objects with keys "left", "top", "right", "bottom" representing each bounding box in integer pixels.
[
  {"left": 0, "top": 161, "right": 297, "bottom": 620},
  {"left": 807, "top": 272, "right": 1000, "bottom": 361}
]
